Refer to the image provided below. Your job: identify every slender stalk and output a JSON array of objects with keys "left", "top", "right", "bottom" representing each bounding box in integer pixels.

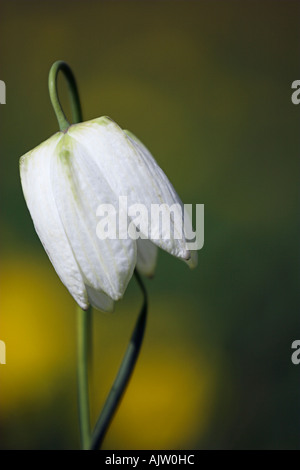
[
  {"left": 48, "top": 60, "right": 82, "bottom": 132},
  {"left": 77, "top": 305, "right": 92, "bottom": 450},
  {"left": 48, "top": 60, "right": 88, "bottom": 448},
  {"left": 90, "top": 270, "right": 148, "bottom": 450}
]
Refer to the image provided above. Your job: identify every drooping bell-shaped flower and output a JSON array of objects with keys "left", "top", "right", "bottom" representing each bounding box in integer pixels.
[
  {"left": 19, "top": 62, "right": 200, "bottom": 453},
  {"left": 20, "top": 65, "right": 197, "bottom": 313}
]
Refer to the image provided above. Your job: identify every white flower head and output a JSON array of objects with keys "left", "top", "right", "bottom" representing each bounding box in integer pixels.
[{"left": 20, "top": 116, "right": 197, "bottom": 312}]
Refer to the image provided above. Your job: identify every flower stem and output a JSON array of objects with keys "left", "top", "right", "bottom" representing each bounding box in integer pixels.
[
  {"left": 49, "top": 61, "right": 89, "bottom": 448},
  {"left": 53, "top": 60, "right": 91, "bottom": 449},
  {"left": 90, "top": 270, "right": 148, "bottom": 450},
  {"left": 77, "top": 305, "right": 92, "bottom": 450},
  {"left": 48, "top": 60, "right": 82, "bottom": 132}
]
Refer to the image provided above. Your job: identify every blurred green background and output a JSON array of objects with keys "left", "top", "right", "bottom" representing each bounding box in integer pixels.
[{"left": 0, "top": 0, "right": 299, "bottom": 450}]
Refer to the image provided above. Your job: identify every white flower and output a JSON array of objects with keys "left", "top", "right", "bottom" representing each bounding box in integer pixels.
[{"left": 20, "top": 116, "right": 197, "bottom": 312}]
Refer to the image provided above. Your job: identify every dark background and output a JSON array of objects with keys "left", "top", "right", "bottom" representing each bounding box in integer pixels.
[{"left": 0, "top": 0, "right": 299, "bottom": 449}]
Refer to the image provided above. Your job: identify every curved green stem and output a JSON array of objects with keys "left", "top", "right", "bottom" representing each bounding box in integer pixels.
[
  {"left": 48, "top": 60, "right": 82, "bottom": 131},
  {"left": 49, "top": 60, "right": 89, "bottom": 448},
  {"left": 90, "top": 270, "right": 148, "bottom": 450},
  {"left": 77, "top": 305, "right": 92, "bottom": 450}
]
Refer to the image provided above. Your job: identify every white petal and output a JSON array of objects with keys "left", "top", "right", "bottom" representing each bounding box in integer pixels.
[
  {"left": 124, "top": 129, "right": 188, "bottom": 253},
  {"left": 85, "top": 285, "right": 114, "bottom": 312},
  {"left": 136, "top": 238, "right": 158, "bottom": 277},
  {"left": 185, "top": 250, "right": 198, "bottom": 269},
  {"left": 19, "top": 133, "right": 89, "bottom": 309},
  {"left": 51, "top": 132, "right": 136, "bottom": 301},
  {"left": 69, "top": 117, "right": 192, "bottom": 261}
]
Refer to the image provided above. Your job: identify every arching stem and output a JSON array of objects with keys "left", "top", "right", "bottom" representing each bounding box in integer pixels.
[{"left": 48, "top": 60, "right": 82, "bottom": 132}]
